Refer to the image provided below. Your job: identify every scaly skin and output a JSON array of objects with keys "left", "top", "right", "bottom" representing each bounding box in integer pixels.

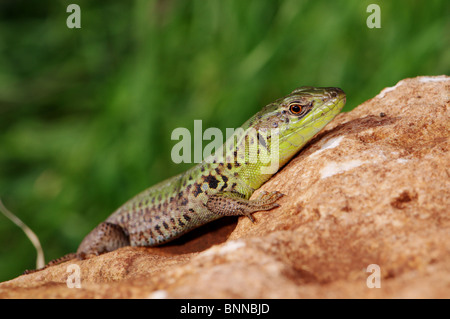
[{"left": 25, "top": 86, "right": 345, "bottom": 273}]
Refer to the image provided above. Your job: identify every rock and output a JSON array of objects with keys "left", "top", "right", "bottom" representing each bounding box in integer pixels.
[{"left": 0, "top": 75, "right": 449, "bottom": 298}]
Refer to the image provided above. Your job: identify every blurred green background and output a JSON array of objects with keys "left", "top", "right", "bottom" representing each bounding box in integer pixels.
[{"left": 0, "top": 0, "right": 448, "bottom": 281}]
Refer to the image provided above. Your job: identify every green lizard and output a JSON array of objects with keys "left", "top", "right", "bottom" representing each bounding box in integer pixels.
[{"left": 26, "top": 86, "right": 345, "bottom": 272}]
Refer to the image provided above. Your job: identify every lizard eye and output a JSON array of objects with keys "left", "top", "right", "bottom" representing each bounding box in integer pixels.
[
  {"left": 289, "top": 103, "right": 303, "bottom": 114},
  {"left": 288, "top": 101, "right": 314, "bottom": 116}
]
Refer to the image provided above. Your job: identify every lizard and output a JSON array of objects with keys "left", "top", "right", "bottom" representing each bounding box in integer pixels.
[{"left": 24, "top": 86, "right": 345, "bottom": 273}]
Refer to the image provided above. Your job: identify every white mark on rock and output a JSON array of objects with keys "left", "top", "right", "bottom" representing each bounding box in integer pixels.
[
  {"left": 148, "top": 290, "right": 168, "bottom": 299},
  {"left": 376, "top": 80, "right": 405, "bottom": 99},
  {"left": 320, "top": 160, "right": 368, "bottom": 179},
  {"left": 418, "top": 75, "right": 450, "bottom": 83},
  {"left": 218, "top": 240, "right": 246, "bottom": 254},
  {"left": 310, "top": 136, "right": 345, "bottom": 158},
  {"left": 201, "top": 240, "right": 246, "bottom": 257},
  {"left": 396, "top": 158, "right": 409, "bottom": 164}
]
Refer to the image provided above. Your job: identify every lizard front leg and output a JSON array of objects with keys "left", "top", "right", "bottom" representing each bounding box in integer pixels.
[{"left": 205, "top": 191, "right": 284, "bottom": 223}]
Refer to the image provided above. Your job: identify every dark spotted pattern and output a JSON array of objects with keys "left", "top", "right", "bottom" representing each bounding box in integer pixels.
[{"left": 204, "top": 174, "right": 219, "bottom": 189}]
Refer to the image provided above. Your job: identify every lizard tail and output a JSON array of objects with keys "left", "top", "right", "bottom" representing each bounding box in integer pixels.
[{"left": 23, "top": 252, "right": 78, "bottom": 275}]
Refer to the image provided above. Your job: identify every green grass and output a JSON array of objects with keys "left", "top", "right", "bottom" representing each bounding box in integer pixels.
[{"left": 0, "top": 0, "right": 448, "bottom": 281}]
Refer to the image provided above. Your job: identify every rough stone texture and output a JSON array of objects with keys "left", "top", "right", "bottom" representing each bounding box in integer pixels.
[{"left": 1, "top": 75, "right": 449, "bottom": 298}]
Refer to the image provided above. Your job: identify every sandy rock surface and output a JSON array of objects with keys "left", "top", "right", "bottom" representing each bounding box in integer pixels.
[{"left": 1, "top": 75, "right": 449, "bottom": 298}]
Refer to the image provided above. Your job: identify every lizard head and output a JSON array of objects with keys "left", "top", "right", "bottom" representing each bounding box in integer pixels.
[
  {"left": 268, "top": 86, "right": 346, "bottom": 165},
  {"left": 235, "top": 86, "right": 346, "bottom": 186}
]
